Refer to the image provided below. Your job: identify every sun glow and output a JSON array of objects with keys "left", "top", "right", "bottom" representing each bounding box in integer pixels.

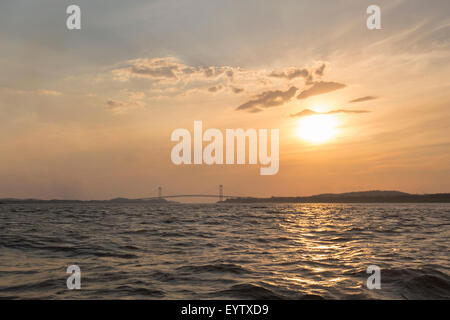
[{"left": 297, "top": 114, "right": 338, "bottom": 144}]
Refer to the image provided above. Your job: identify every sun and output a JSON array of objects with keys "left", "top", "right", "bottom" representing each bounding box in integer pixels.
[{"left": 297, "top": 114, "right": 338, "bottom": 144}]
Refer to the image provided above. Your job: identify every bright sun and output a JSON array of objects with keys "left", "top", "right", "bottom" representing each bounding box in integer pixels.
[{"left": 297, "top": 114, "right": 338, "bottom": 144}]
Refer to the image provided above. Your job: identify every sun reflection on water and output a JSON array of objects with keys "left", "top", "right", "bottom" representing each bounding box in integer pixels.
[{"left": 273, "top": 204, "right": 375, "bottom": 297}]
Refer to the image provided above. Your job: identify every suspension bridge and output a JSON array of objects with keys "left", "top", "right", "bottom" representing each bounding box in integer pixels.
[{"left": 143, "top": 185, "right": 245, "bottom": 202}]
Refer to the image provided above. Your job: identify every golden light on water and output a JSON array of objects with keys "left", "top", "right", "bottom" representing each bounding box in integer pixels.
[{"left": 297, "top": 114, "right": 338, "bottom": 144}]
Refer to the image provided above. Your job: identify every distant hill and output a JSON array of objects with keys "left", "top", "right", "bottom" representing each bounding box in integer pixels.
[
  {"left": 221, "top": 190, "right": 450, "bottom": 203},
  {"left": 311, "top": 190, "right": 409, "bottom": 198},
  {"left": 0, "top": 197, "right": 176, "bottom": 204},
  {"left": 2, "top": 191, "right": 450, "bottom": 204}
]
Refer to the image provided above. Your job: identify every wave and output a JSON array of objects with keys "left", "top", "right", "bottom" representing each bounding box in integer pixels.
[
  {"left": 114, "top": 285, "right": 165, "bottom": 298},
  {"left": 347, "top": 266, "right": 450, "bottom": 299},
  {"left": 382, "top": 268, "right": 450, "bottom": 299},
  {"left": 176, "top": 263, "right": 252, "bottom": 275},
  {"left": 1, "top": 203, "right": 449, "bottom": 299},
  {"left": 214, "top": 283, "right": 286, "bottom": 299}
]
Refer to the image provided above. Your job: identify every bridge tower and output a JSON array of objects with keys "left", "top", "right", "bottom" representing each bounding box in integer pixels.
[
  {"left": 219, "top": 185, "right": 223, "bottom": 202},
  {"left": 158, "top": 186, "right": 162, "bottom": 198}
]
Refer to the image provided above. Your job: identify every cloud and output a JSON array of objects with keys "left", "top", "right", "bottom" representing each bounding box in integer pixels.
[
  {"left": 130, "top": 65, "right": 178, "bottom": 78},
  {"left": 290, "top": 109, "right": 319, "bottom": 118},
  {"left": 202, "top": 66, "right": 228, "bottom": 78},
  {"left": 106, "top": 90, "right": 146, "bottom": 113},
  {"left": 181, "top": 67, "right": 197, "bottom": 74},
  {"left": 116, "top": 57, "right": 182, "bottom": 80},
  {"left": 106, "top": 99, "right": 144, "bottom": 113},
  {"left": 112, "top": 57, "right": 240, "bottom": 85},
  {"left": 291, "top": 108, "right": 370, "bottom": 118},
  {"left": 108, "top": 57, "right": 343, "bottom": 111},
  {"left": 231, "top": 86, "right": 244, "bottom": 94},
  {"left": 208, "top": 85, "right": 223, "bottom": 93},
  {"left": 269, "top": 68, "right": 310, "bottom": 80},
  {"left": 118, "top": 58, "right": 236, "bottom": 81},
  {"left": 349, "top": 96, "right": 378, "bottom": 103},
  {"left": 36, "top": 90, "right": 63, "bottom": 96},
  {"left": 315, "top": 63, "right": 326, "bottom": 76},
  {"left": 297, "top": 81, "right": 346, "bottom": 99},
  {"left": 4, "top": 88, "right": 63, "bottom": 96},
  {"left": 106, "top": 100, "right": 123, "bottom": 107},
  {"left": 269, "top": 63, "right": 328, "bottom": 83},
  {"left": 236, "top": 86, "right": 298, "bottom": 112}
]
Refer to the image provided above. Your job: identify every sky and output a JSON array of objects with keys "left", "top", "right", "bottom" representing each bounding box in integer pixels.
[{"left": 0, "top": 0, "right": 449, "bottom": 200}]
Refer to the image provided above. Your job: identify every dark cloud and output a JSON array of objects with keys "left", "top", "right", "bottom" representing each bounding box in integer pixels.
[
  {"left": 203, "top": 67, "right": 215, "bottom": 77},
  {"left": 291, "top": 108, "right": 369, "bottom": 118},
  {"left": 202, "top": 66, "right": 227, "bottom": 78},
  {"left": 182, "top": 67, "right": 197, "bottom": 74},
  {"left": 130, "top": 65, "right": 178, "bottom": 78},
  {"left": 349, "top": 96, "right": 378, "bottom": 103},
  {"left": 269, "top": 68, "right": 310, "bottom": 80},
  {"left": 248, "top": 108, "right": 263, "bottom": 113},
  {"left": 315, "top": 63, "right": 326, "bottom": 76},
  {"left": 106, "top": 98, "right": 143, "bottom": 111},
  {"left": 208, "top": 85, "right": 223, "bottom": 93},
  {"left": 231, "top": 86, "right": 244, "bottom": 94},
  {"left": 118, "top": 58, "right": 239, "bottom": 83},
  {"left": 297, "top": 81, "right": 346, "bottom": 99},
  {"left": 106, "top": 100, "right": 124, "bottom": 108},
  {"left": 290, "top": 109, "right": 318, "bottom": 118},
  {"left": 236, "top": 86, "right": 298, "bottom": 113}
]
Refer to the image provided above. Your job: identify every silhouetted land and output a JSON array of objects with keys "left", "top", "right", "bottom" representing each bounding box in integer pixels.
[
  {"left": 0, "top": 197, "right": 175, "bottom": 204},
  {"left": 1, "top": 191, "right": 450, "bottom": 204},
  {"left": 220, "top": 191, "right": 450, "bottom": 203}
]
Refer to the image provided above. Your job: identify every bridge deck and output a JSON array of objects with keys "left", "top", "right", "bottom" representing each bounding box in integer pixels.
[{"left": 143, "top": 194, "right": 241, "bottom": 199}]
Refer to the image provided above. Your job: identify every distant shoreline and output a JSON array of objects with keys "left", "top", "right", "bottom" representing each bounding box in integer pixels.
[
  {"left": 0, "top": 198, "right": 177, "bottom": 204},
  {"left": 1, "top": 191, "right": 450, "bottom": 204},
  {"left": 220, "top": 191, "right": 450, "bottom": 204}
]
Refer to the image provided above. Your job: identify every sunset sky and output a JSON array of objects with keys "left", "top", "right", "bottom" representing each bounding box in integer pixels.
[{"left": 1, "top": 0, "right": 449, "bottom": 200}]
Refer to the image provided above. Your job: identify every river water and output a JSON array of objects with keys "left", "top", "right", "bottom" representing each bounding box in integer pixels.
[{"left": 0, "top": 203, "right": 449, "bottom": 299}]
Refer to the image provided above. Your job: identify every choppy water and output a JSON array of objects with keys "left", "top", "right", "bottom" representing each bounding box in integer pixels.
[{"left": 0, "top": 203, "right": 449, "bottom": 299}]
